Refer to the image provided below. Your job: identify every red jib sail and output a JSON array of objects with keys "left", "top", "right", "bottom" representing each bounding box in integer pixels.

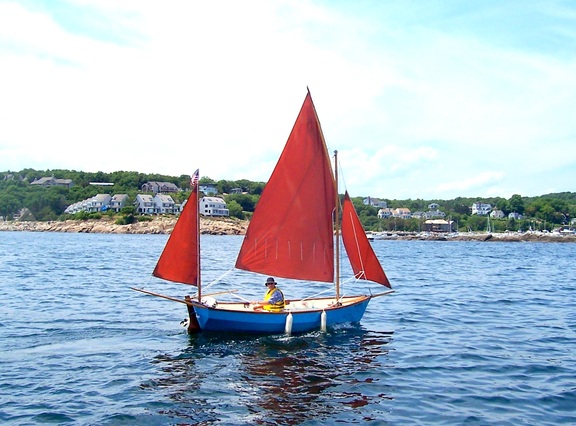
[
  {"left": 341, "top": 191, "right": 391, "bottom": 287},
  {"left": 153, "top": 183, "right": 199, "bottom": 285},
  {"left": 235, "top": 92, "right": 336, "bottom": 283}
]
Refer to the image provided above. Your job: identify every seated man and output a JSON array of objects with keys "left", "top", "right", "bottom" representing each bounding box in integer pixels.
[{"left": 252, "top": 277, "right": 285, "bottom": 312}]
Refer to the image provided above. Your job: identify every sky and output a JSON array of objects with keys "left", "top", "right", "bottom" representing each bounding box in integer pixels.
[{"left": 1, "top": 0, "right": 575, "bottom": 200}]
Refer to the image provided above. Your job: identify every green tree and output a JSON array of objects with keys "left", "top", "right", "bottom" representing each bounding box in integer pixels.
[
  {"left": 507, "top": 194, "right": 525, "bottom": 215},
  {"left": 226, "top": 200, "right": 245, "bottom": 219}
]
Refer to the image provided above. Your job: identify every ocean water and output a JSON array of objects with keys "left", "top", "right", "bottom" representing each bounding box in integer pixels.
[{"left": 1, "top": 231, "right": 575, "bottom": 425}]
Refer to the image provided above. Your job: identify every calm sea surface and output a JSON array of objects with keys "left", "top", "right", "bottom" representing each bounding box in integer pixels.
[{"left": 1, "top": 232, "right": 575, "bottom": 425}]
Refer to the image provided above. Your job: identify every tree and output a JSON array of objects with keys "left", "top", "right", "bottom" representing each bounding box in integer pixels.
[
  {"left": 226, "top": 200, "right": 245, "bottom": 219},
  {"left": 225, "top": 194, "right": 257, "bottom": 213},
  {"left": 507, "top": 194, "right": 525, "bottom": 215}
]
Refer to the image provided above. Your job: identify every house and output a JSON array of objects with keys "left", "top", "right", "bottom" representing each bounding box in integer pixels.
[
  {"left": 424, "top": 219, "right": 455, "bottom": 233},
  {"left": 428, "top": 203, "right": 439, "bottom": 210},
  {"left": 200, "top": 197, "right": 229, "bottom": 217},
  {"left": 30, "top": 176, "right": 73, "bottom": 188},
  {"left": 392, "top": 208, "right": 411, "bottom": 219},
  {"left": 85, "top": 194, "right": 112, "bottom": 212},
  {"left": 230, "top": 188, "right": 243, "bottom": 194},
  {"left": 471, "top": 202, "right": 492, "bottom": 216},
  {"left": 508, "top": 212, "right": 523, "bottom": 220},
  {"left": 110, "top": 194, "right": 129, "bottom": 212},
  {"left": 153, "top": 194, "right": 177, "bottom": 214},
  {"left": 490, "top": 209, "right": 505, "bottom": 219},
  {"left": 411, "top": 211, "right": 426, "bottom": 219},
  {"left": 425, "top": 209, "right": 446, "bottom": 219},
  {"left": 363, "top": 197, "right": 387, "bottom": 208},
  {"left": 135, "top": 194, "right": 156, "bottom": 214},
  {"left": 199, "top": 184, "right": 218, "bottom": 195},
  {"left": 141, "top": 181, "right": 180, "bottom": 194},
  {"left": 377, "top": 208, "right": 392, "bottom": 219},
  {"left": 64, "top": 201, "right": 84, "bottom": 214}
]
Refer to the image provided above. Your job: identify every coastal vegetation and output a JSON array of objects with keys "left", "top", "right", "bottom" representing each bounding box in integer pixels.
[{"left": 1, "top": 169, "right": 575, "bottom": 232}]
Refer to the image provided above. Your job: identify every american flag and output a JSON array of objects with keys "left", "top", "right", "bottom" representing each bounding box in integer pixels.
[{"left": 191, "top": 169, "right": 199, "bottom": 187}]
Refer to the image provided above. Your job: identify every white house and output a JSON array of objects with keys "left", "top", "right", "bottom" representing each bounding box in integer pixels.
[
  {"left": 85, "top": 194, "right": 112, "bottom": 212},
  {"left": 110, "top": 194, "right": 129, "bottom": 212},
  {"left": 153, "top": 194, "right": 177, "bottom": 214},
  {"left": 200, "top": 197, "right": 229, "bottom": 217},
  {"left": 508, "top": 212, "right": 523, "bottom": 220},
  {"left": 377, "top": 208, "right": 392, "bottom": 219},
  {"left": 490, "top": 209, "right": 505, "bottom": 219},
  {"left": 135, "top": 194, "right": 156, "bottom": 214},
  {"left": 392, "top": 208, "right": 411, "bottom": 219},
  {"left": 471, "top": 202, "right": 492, "bottom": 216}
]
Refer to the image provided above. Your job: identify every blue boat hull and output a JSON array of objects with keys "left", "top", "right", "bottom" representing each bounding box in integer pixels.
[{"left": 187, "top": 297, "right": 372, "bottom": 334}]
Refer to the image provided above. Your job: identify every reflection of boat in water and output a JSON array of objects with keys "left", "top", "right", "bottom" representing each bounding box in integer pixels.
[
  {"left": 144, "top": 327, "right": 394, "bottom": 424},
  {"left": 134, "top": 90, "right": 393, "bottom": 334}
]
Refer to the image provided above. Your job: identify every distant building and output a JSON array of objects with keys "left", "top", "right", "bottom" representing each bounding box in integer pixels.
[
  {"left": 471, "top": 202, "right": 492, "bottom": 216},
  {"left": 425, "top": 209, "right": 446, "bottom": 219},
  {"left": 85, "top": 194, "right": 112, "bottom": 212},
  {"left": 490, "top": 209, "right": 505, "bottom": 219},
  {"left": 200, "top": 197, "right": 229, "bottom": 217},
  {"left": 363, "top": 197, "right": 387, "bottom": 208},
  {"left": 508, "top": 212, "right": 523, "bottom": 220},
  {"left": 392, "top": 208, "right": 411, "bottom": 219},
  {"left": 199, "top": 184, "right": 218, "bottom": 195},
  {"left": 377, "top": 208, "right": 392, "bottom": 219},
  {"left": 424, "top": 219, "right": 455, "bottom": 233},
  {"left": 141, "top": 181, "right": 180, "bottom": 194},
  {"left": 135, "top": 194, "right": 156, "bottom": 214},
  {"left": 153, "top": 194, "right": 177, "bottom": 214},
  {"left": 31, "top": 176, "right": 73, "bottom": 188},
  {"left": 110, "top": 194, "right": 129, "bottom": 212}
]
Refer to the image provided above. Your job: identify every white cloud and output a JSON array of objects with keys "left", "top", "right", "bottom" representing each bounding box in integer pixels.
[{"left": 0, "top": 0, "right": 575, "bottom": 200}]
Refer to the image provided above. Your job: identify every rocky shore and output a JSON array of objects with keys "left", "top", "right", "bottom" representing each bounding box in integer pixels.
[
  {"left": 371, "top": 231, "right": 576, "bottom": 243},
  {"left": 0, "top": 217, "right": 248, "bottom": 235},
  {"left": 1, "top": 218, "right": 575, "bottom": 242}
]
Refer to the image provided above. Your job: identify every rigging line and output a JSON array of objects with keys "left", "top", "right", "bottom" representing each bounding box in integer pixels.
[
  {"left": 226, "top": 292, "right": 252, "bottom": 303},
  {"left": 337, "top": 276, "right": 358, "bottom": 301},
  {"left": 190, "top": 269, "right": 234, "bottom": 298},
  {"left": 301, "top": 287, "right": 334, "bottom": 301}
]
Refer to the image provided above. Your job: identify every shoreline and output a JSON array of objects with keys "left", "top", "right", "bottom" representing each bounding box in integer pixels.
[
  {"left": 0, "top": 217, "right": 248, "bottom": 235},
  {"left": 1, "top": 218, "right": 575, "bottom": 242}
]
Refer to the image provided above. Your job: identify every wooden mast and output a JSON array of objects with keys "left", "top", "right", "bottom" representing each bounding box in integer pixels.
[
  {"left": 334, "top": 150, "right": 340, "bottom": 300},
  {"left": 195, "top": 176, "right": 201, "bottom": 302}
]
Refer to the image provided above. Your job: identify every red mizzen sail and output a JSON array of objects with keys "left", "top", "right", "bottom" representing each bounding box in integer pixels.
[
  {"left": 235, "top": 92, "right": 336, "bottom": 283},
  {"left": 341, "top": 191, "right": 391, "bottom": 287},
  {"left": 152, "top": 182, "right": 199, "bottom": 285}
]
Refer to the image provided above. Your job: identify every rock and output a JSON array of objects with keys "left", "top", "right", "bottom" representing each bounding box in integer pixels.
[{"left": 0, "top": 217, "right": 249, "bottom": 235}]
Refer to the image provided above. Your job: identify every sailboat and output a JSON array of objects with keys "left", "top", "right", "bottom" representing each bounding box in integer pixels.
[{"left": 133, "top": 90, "right": 393, "bottom": 334}]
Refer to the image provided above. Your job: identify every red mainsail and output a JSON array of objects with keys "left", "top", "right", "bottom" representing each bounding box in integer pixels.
[
  {"left": 152, "top": 183, "right": 199, "bottom": 285},
  {"left": 341, "top": 191, "right": 391, "bottom": 287},
  {"left": 235, "top": 92, "right": 336, "bottom": 282}
]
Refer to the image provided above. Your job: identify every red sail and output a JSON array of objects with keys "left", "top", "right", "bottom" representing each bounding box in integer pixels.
[
  {"left": 152, "top": 184, "right": 199, "bottom": 285},
  {"left": 341, "top": 192, "right": 391, "bottom": 287},
  {"left": 235, "top": 92, "right": 336, "bottom": 283}
]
